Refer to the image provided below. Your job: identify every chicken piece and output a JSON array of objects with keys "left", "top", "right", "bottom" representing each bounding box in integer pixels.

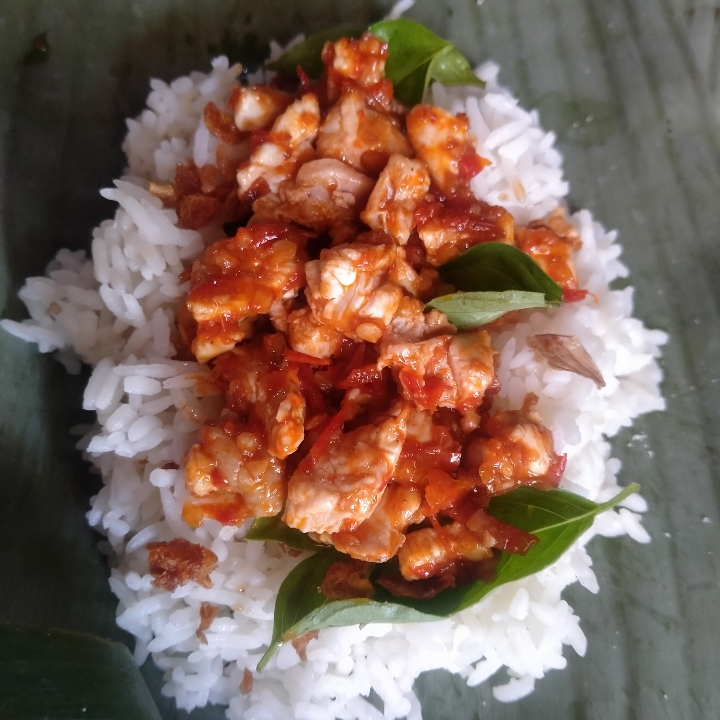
[
  {"left": 539, "top": 207, "right": 581, "bottom": 249},
  {"left": 283, "top": 406, "right": 409, "bottom": 534},
  {"left": 230, "top": 84, "right": 292, "bottom": 131},
  {"left": 147, "top": 538, "right": 218, "bottom": 590},
  {"left": 287, "top": 306, "right": 345, "bottom": 359},
  {"left": 331, "top": 484, "right": 424, "bottom": 562},
  {"left": 252, "top": 159, "right": 375, "bottom": 231},
  {"left": 465, "top": 403, "right": 566, "bottom": 495},
  {"left": 321, "top": 32, "right": 391, "bottom": 106},
  {"left": 393, "top": 407, "right": 462, "bottom": 484},
  {"left": 360, "top": 155, "right": 430, "bottom": 245},
  {"left": 212, "top": 344, "right": 306, "bottom": 458},
  {"left": 415, "top": 196, "right": 515, "bottom": 266},
  {"left": 405, "top": 105, "right": 488, "bottom": 196},
  {"left": 387, "top": 251, "right": 439, "bottom": 299},
  {"left": 316, "top": 92, "right": 411, "bottom": 173},
  {"left": 305, "top": 242, "right": 403, "bottom": 343},
  {"left": 381, "top": 296, "right": 455, "bottom": 345},
  {"left": 515, "top": 222, "right": 580, "bottom": 293},
  {"left": 186, "top": 223, "right": 309, "bottom": 362},
  {"left": 398, "top": 522, "right": 492, "bottom": 580},
  {"left": 184, "top": 422, "right": 285, "bottom": 507},
  {"left": 379, "top": 329, "right": 496, "bottom": 413},
  {"left": 237, "top": 94, "right": 320, "bottom": 196},
  {"left": 212, "top": 345, "right": 266, "bottom": 410},
  {"left": 257, "top": 366, "right": 306, "bottom": 459}
]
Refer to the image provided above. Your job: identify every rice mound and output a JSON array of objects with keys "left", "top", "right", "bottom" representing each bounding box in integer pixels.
[{"left": 1, "top": 55, "right": 667, "bottom": 720}]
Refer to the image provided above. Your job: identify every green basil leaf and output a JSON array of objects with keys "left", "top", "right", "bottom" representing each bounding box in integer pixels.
[
  {"left": 258, "top": 485, "right": 638, "bottom": 668},
  {"left": 266, "top": 23, "right": 365, "bottom": 78},
  {"left": 256, "top": 549, "right": 439, "bottom": 670},
  {"left": 246, "top": 515, "right": 323, "bottom": 553},
  {"left": 370, "top": 19, "right": 483, "bottom": 105},
  {"left": 428, "top": 44, "right": 483, "bottom": 88},
  {"left": 256, "top": 549, "right": 340, "bottom": 670},
  {"left": 425, "top": 290, "right": 548, "bottom": 329},
  {"left": 438, "top": 242, "right": 564, "bottom": 303}
]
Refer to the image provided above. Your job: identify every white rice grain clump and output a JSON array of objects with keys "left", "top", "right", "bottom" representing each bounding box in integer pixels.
[{"left": 2, "top": 55, "right": 666, "bottom": 720}]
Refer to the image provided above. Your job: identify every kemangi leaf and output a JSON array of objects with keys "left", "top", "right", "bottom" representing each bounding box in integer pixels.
[
  {"left": 257, "top": 484, "right": 639, "bottom": 669},
  {"left": 438, "top": 242, "right": 564, "bottom": 303},
  {"left": 426, "top": 290, "right": 548, "bottom": 329}
]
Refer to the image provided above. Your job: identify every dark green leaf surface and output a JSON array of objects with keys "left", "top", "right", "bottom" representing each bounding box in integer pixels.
[
  {"left": 426, "top": 289, "right": 548, "bottom": 328},
  {"left": 1, "top": 1, "right": 718, "bottom": 719},
  {"left": 246, "top": 515, "right": 323, "bottom": 552},
  {"left": 370, "top": 18, "right": 483, "bottom": 104},
  {"left": 0, "top": 625, "right": 161, "bottom": 720},
  {"left": 438, "top": 242, "right": 563, "bottom": 302},
  {"left": 260, "top": 486, "right": 637, "bottom": 666}
]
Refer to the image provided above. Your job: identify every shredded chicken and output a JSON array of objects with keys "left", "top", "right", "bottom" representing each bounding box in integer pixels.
[
  {"left": 184, "top": 420, "right": 285, "bottom": 524},
  {"left": 231, "top": 84, "right": 292, "bottom": 132},
  {"left": 322, "top": 32, "right": 391, "bottom": 106},
  {"left": 465, "top": 400, "right": 566, "bottom": 495},
  {"left": 283, "top": 406, "right": 409, "bottom": 534},
  {"left": 316, "top": 91, "right": 411, "bottom": 173},
  {"left": 237, "top": 93, "right": 320, "bottom": 196},
  {"left": 360, "top": 155, "right": 430, "bottom": 244},
  {"left": 287, "top": 306, "right": 344, "bottom": 359},
  {"left": 173, "top": 31, "right": 581, "bottom": 590},
  {"left": 415, "top": 196, "right": 515, "bottom": 266},
  {"left": 379, "top": 329, "right": 496, "bottom": 413},
  {"left": 305, "top": 242, "right": 403, "bottom": 343},
  {"left": 515, "top": 222, "right": 581, "bottom": 292},
  {"left": 331, "top": 484, "right": 423, "bottom": 562},
  {"left": 186, "top": 223, "right": 309, "bottom": 362},
  {"left": 398, "top": 523, "right": 493, "bottom": 581},
  {"left": 253, "top": 158, "right": 375, "bottom": 231},
  {"left": 405, "top": 104, "right": 488, "bottom": 195}
]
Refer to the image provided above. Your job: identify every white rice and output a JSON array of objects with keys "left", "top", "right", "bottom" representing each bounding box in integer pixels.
[{"left": 1, "top": 52, "right": 666, "bottom": 720}]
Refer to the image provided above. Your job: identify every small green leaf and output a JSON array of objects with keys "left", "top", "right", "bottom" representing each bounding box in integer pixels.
[
  {"left": 428, "top": 45, "right": 482, "bottom": 88},
  {"left": 438, "top": 242, "right": 564, "bottom": 303},
  {"left": 246, "top": 515, "right": 323, "bottom": 553},
  {"left": 258, "top": 485, "right": 639, "bottom": 668},
  {"left": 370, "top": 19, "right": 483, "bottom": 105},
  {"left": 266, "top": 23, "right": 365, "bottom": 78},
  {"left": 426, "top": 290, "right": 548, "bottom": 329}
]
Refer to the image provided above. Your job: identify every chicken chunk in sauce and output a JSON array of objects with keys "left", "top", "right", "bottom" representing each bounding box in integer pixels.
[
  {"left": 252, "top": 158, "right": 375, "bottom": 232},
  {"left": 305, "top": 242, "right": 403, "bottom": 343},
  {"left": 283, "top": 406, "right": 409, "bottom": 534},
  {"left": 186, "top": 223, "right": 309, "bottom": 362},
  {"left": 183, "top": 419, "right": 285, "bottom": 527},
  {"left": 237, "top": 93, "right": 320, "bottom": 197},
  {"left": 464, "top": 399, "right": 566, "bottom": 495},
  {"left": 361, "top": 155, "right": 430, "bottom": 244},
  {"left": 379, "top": 329, "right": 496, "bottom": 413},
  {"left": 316, "top": 92, "right": 411, "bottom": 173}
]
